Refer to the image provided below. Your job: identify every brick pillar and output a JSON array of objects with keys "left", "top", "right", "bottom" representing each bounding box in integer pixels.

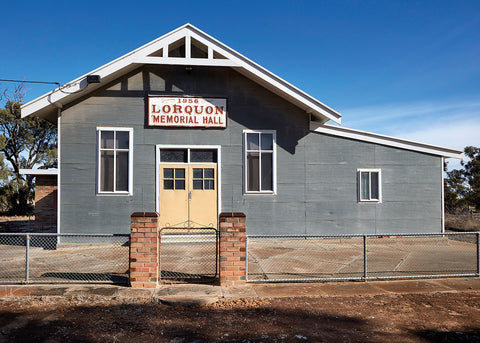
[
  {"left": 34, "top": 175, "right": 57, "bottom": 233},
  {"left": 219, "top": 212, "right": 247, "bottom": 286},
  {"left": 129, "top": 212, "right": 159, "bottom": 288}
]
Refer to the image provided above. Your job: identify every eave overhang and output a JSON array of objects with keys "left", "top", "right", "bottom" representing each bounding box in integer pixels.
[{"left": 310, "top": 122, "right": 463, "bottom": 159}]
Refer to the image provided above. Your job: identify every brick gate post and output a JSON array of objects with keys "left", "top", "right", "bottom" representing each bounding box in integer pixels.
[
  {"left": 129, "top": 212, "right": 159, "bottom": 288},
  {"left": 219, "top": 212, "right": 247, "bottom": 286}
]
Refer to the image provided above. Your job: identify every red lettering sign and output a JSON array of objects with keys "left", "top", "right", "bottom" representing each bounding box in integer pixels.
[{"left": 148, "top": 97, "right": 227, "bottom": 128}]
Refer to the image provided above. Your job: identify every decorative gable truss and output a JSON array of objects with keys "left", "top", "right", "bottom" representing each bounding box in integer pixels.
[
  {"left": 21, "top": 24, "right": 341, "bottom": 125},
  {"left": 138, "top": 31, "right": 235, "bottom": 66}
]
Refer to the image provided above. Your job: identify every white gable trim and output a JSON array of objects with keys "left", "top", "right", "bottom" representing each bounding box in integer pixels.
[
  {"left": 310, "top": 122, "right": 463, "bottom": 159},
  {"left": 21, "top": 24, "right": 341, "bottom": 124}
]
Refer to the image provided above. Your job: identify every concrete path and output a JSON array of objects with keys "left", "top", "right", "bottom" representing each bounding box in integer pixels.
[{"left": 1, "top": 278, "right": 479, "bottom": 304}]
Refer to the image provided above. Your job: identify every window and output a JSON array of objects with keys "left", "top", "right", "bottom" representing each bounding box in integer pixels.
[
  {"left": 244, "top": 130, "right": 276, "bottom": 193},
  {"left": 163, "top": 168, "right": 185, "bottom": 190},
  {"left": 159, "top": 148, "right": 217, "bottom": 163},
  {"left": 193, "top": 168, "right": 215, "bottom": 190},
  {"left": 97, "top": 128, "right": 133, "bottom": 194},
  {"left": 358, "top": 169, "right": 381, "bottom": 202}
]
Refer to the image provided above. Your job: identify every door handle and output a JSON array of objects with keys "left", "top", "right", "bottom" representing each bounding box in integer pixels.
[{"left": 189, "top": 191, "right": 192, "bottom": 199}]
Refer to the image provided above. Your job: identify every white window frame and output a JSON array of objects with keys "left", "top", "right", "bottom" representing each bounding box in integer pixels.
[
  {"left": 97, "top": 127, "right": 134, "bottom": 195},
  {"left": 243, "top": 130, "right": 277, "bottom": 194},
  {"left": 357, "top": 168, "right": 382, "bottom": 203}
]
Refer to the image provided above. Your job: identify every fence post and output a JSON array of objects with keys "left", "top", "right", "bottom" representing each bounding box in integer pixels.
[
  {"left": 363, "top": 235, "right": 367, "bottom": 281},
  {"left": 129, "top": 212, "right": 159, "bottom": 288},
  {"left": 219, "top": 212, "right": 247, "bottom": 286},
  {"left": 25, "top": 234, "right": 30, "bottom": 283},
  {"left": 477, "top": 232, "right": 480, "bottom": 277}
]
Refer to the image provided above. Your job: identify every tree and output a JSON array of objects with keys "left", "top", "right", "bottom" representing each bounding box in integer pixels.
[
  {"left": 462, "top": 146, "right": 480, "bottom": 210},
  {"left": 444, "top": 146, "right": 480, "bottom": 213},
  {"left": 0, "top": 136, "right": 11, "bottom": 212},
  {"left": 444, "top": 167, "right": 467, "bottom": 212},
  {"left": 0, "top": 83, "right": 57, "bottom": 214}
]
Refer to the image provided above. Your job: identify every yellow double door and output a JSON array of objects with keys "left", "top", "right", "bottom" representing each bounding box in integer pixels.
[{"left": 159, "top": 164, "right": 217, "bottom": 229}]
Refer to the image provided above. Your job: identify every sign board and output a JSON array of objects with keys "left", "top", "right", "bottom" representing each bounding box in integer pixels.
[{"left": 148, "top": 97, "right": 227, "bottom": 128}]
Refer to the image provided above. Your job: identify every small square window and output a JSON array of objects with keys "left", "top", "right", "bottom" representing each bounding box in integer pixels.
[
  {"left": 164, "top": 168, "right": 174, "bottom": 179},
  {"left": 358, "top": 169, "right": 381, "bottom": 202},
  {"left": 204, "top": 180, "right": 215, "bottom": 190},
  {"left": 193, "top": 180, "right": 203, "bottom": 190},
  {"left": 204, "top": 168, "right": 214, "bottom": 179},
  {"left": 175, "top": 180, "right": 185, "bottom": 190},
  {"left": 175, "top": 168, "right": 185, "bottom": 178},
  {"left": 163, "top": 167, "right": 185, "bottom": 190},
  {"left": 163, "top": 180, "right": 174, "bottom": 190},
  {"left": 192, "top": 168, "right": 215, "bottom": 191},
  {"left": 193, "top": 168, "right": 203, "bottom": 178}
]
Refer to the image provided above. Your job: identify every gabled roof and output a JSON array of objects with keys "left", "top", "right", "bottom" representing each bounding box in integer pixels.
[
  {"left": 21, "top": 23, "right": 342, "bottom": 124},
  {"left": 310, "top": 122, "right": 463, "bottom": 159}
]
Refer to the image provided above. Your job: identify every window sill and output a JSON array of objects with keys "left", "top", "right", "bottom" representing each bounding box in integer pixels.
[
  {"left": 97, "top": 192, "right": 133, "bottom": 196},
  {"left": 244, "top": 191, "right": 276, "bottom": 195}
]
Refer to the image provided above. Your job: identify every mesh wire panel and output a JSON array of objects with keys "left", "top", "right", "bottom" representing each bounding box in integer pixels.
[
  {"left": 160, "top": 228, "right": 218, "bottom": 281},
  {"left": 0, "top": 234, "right": 130, "bottom": 284},
  {"left": 248, "top": 233, "right": 480, "bottom": 282},
  {"left": 0, "top": 235, "right": 27, "bottom": 283},
  {"left": 366, "top": 233, "right": 478, "bottom": 279},
  {"left": 247, "top": 236, "right": 365, "bottom": 282}
]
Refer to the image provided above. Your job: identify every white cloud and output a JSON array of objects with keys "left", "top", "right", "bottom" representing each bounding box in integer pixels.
[
  {"left": 392, "top": 121, "right": 479, "bottom": 152},
  {"left": 340, "top": 99, "right": 480, "bottom": 131},
  {"left": 392, "top": 120, "right": 480, "bottom": 170},
  {"left": 337, "top": 98, "right": 480, "bottom": 170}
]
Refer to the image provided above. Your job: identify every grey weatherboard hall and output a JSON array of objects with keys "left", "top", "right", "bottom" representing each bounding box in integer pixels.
[{"left": 21, "top": 24, "right": 463, "bottom": 236}]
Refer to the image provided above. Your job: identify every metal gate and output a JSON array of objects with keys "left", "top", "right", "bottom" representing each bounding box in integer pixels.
[{"left": 159, "top": 227, "right": 218, "bottom": 282}]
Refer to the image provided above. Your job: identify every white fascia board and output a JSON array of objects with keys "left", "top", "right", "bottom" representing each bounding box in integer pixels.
[
  {"left": 19, "top": 169, "right": 59, "bottom": 175},
  {"left": 21, "top": 57, "right": 136, "bottom": 117},
  {"left": 310, "top": 122, "right": 463, "bottom": 159},
  {"left": 22, "top": 23, "right": 342, "bottom": 125}
]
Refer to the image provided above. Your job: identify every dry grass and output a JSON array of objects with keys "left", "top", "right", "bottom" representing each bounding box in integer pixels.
[{"left": 445, "top": 213, "right": 480, "bottom": 232}]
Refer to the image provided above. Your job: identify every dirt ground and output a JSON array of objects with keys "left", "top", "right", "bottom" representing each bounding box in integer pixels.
[{"left": 0, "top": 291, "right": 479, "bottom": 343}]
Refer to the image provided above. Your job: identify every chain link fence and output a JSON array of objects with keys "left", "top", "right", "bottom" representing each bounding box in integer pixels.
[
  {"left": 159, "top": 228, "right": 218, "bottom": 282},
  {"left": 247, "top": 232, "right": 480, "bottom": 282},
  {"left": 0, "top": 233, "right": 130, "bottom": 284}
]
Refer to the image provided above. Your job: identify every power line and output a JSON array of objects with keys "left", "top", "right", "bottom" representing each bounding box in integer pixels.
[{"left": 0, "top": 79, "right": 60, "bottom": 86}]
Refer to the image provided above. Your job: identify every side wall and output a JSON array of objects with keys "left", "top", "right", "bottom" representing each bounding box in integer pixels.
[
  {"left": 304, "top": 134, "right": 442, "bottom": 234},
  {"left": 59, "top": 65, "right": 443, "bottom": 235}
]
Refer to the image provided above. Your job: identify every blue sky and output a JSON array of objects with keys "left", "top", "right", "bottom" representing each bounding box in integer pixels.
[{"left": 1, "top": 0, "right": 479, "bottom": 169}]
